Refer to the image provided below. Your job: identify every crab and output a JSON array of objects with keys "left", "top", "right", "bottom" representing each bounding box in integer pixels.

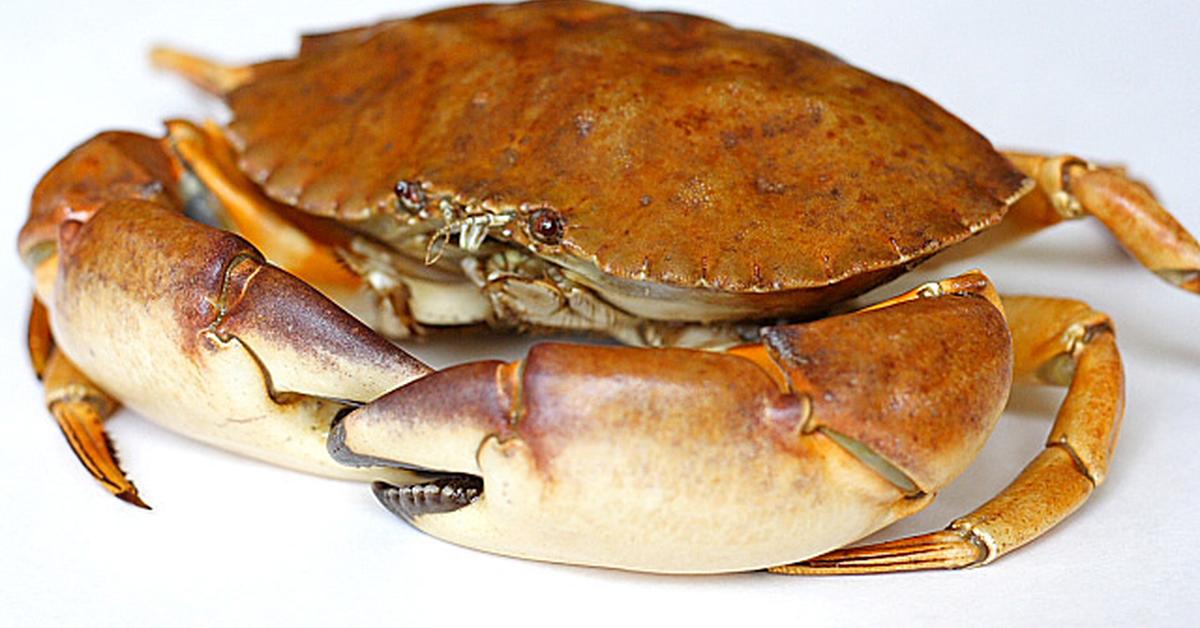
[{"left": 19, "top": 1, "right": 1200, "bottom": 574}]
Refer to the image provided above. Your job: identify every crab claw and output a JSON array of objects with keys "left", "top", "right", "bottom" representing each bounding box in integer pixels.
[
  {"left": 330, "top": 287, "right": 1012, "bottom": 573},
  {"left": 21, "top": 130, "right": 435, "bottom": 504},
  {"left": 43, "top": 196, "right": 430, "bottom": 493}
]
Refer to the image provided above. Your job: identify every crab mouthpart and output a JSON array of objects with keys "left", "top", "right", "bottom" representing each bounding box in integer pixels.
[{"left": 372, "top": 476, "right": 483, "bottom": 518}]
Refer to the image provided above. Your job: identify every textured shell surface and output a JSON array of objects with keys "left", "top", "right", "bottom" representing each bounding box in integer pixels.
[{"left": 227, "top": 0, "right": 1028, "bottom": 294}]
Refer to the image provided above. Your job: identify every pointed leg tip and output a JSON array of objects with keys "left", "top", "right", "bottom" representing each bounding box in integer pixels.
[
  {"left": 768, "top": 530, "right": 985, "bottom": 575},
  {"left": 44, "top": 366, "right": 148, "bottom": 512},
  {"left": 148, "top": 46, "right": 250, "bottom": 95},
  {"left": 115, "top": 488, "right": 152, "bottom": 510}
]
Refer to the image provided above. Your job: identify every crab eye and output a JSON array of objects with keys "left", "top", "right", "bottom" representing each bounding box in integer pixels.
[
  {"left": 394, "top": 180, "right": 427, "bottom": 213},
  {"left": 528, "top": 208, "right": 564, "bottom": 245}
]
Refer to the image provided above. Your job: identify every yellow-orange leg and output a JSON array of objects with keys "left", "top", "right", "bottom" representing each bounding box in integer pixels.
[
  {"left": 19, "top": 133, "right": 176, "bottom": 507},
  {"left": 150, "top": 54, "right": 371, "bottom": 311},
  {"left": 29, "top": 294, "right": 141, "bottom": 503},
  {"left": 27, "top": 296, "right": 53, "bottom": 379},
  {"left": 42, "top": 340, "right": 148, "bottom": 509},
  {"left": 165, "top": 120, "right": 364, "bottom": 297},
  {"left": 770, "top": 295, "right": 1122, "bottom": 574},
  {"left": 165, "top": 120, "right": 425, "bottom": 338},
  {"left": 30, "top": 294, "right": 144, "bottom": 505},
  {"left": 1003, "top": 152, "right": 1200, "bottom": 293},
  {"left": 150, "top": 47, "right": 252, "bottom": 95}
]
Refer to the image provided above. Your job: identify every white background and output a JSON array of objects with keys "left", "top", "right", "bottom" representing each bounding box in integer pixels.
[{"left": 2, "top": 1, "right": 1198, "bottom": 626}]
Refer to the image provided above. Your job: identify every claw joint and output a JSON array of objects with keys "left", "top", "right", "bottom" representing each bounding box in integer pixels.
[
  {"left": 1033, "top": 155, "right": 1092, "bottom": 219},
  {"left": 946, "top": 519, "right": 997, "bottom": 567}
]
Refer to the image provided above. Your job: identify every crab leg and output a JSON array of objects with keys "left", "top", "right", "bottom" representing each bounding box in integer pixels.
[
  {"left": 150, "top": 47, "right": 252, "bottom": 95},
  {"left": 20, "top": 132, "right": 178, "bottom": 502},
  {"left": 20, "top": 132, "right": 432, "bottom": 505},
  {"left": 771, "top": 295, "right": 1121, "bottom": 574},
  {"left": 25, "top": 301, "right": 129, "bottom": 501},
  {"left": 1000, "top": 151, "right": 1200, "bottom": 293},
  {"left": 41, "top": 346, "right": 146, "bottom": 508},
  {"left": 27, "top": 296, "right": 53, "bottom": 379},
  {"left": 163, "top": 120, "right": 379, "bottom": 318},
  {"left": 163, "top": 119, "right": 444, "bottom": 338}
]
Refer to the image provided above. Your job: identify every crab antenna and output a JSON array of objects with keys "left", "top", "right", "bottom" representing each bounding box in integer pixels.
[{"left": 150, "top": 46, "right": 253, "bottom": 95}]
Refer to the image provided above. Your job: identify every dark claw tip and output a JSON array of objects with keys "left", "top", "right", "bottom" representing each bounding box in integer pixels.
[
  {"left": 116, "top": 488, "right": 152, "bottom": 510},
  {"left": 371, "top": 476, "right": 482, "bottom": 520},
  {"left": 327, "top": 406, "right": 354, "bottom": 462}
]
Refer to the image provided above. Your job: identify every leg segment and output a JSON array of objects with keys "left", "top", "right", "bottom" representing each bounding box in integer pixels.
[
  {"left": 27, "top": 296, "right": 52, "bottom": 379},
  {"left": 168, "top": 119, "right": 490, "bottom": 338},
  {"left": 1003, "top": 152, "right": 1200, "bottom": 293},
  {"left": 42, "top": 346, "right": 146, "bottom": 508},
  {"left": 770, "top": 295, "right": 1122, "bottom": 574},
  {"left": 165, "top": 120, "right": 366, "bottom": 301},
  {"left": 150, "top": 47, "right": 252, "bottom": 95}
]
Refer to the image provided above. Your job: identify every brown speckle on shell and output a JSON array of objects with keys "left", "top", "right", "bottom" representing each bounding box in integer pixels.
[{"left": 226, "top": 0, "right": 1027, "bottom": 297}]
